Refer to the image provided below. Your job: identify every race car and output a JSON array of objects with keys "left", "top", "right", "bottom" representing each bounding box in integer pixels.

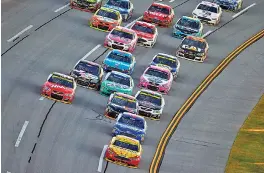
[
  {"left": 176, "top": 35, "right": 209, "bottom": 62},
  {"left": 192, "top": 1, "right": 222, "bottom": 25},
  {"left": 105, "top": 135, "right": 142, "bottom": 168},
  {"left": 130, "top": 21, "right": 158, "bottom": 47},
  {"left": 70, "top": 0, "right": 103, "bottom": 13},
  {"left": 213, "top": 0, "right": 243, "bottom": 11},
  {"left": 138, "top": 65, "right": 173, "bottom": 94},
  {"left": 150, "top": 53, "right": 180, "bottom": 79},
  {"left": 142, "top": 2, "right": 174, "bottom": 27},
  {"left": 105, "top": 92, "right": 138, "bottom": 119},
  {"left": 104, "top": 0, "right": 134, "bottom": 21},
  {"left": 173, "top": 16, "right": 203, "bottom": 39},
  {"left": 100, "top": 71, "right": 134, "bottom": 95},
  {"left": 135, "top": 89, "right": 165, "bottom": 120},
  {"left": 104, "top": 26, "right": 138, "bottom": 53},
  {"left": 41, "top": 72, "right": 76, "bottom": 104},
  {"left": 102, "top": 49, "right": 136, "bottom": 75},
  {"left": 112, "top": 112, "right": 147, "bottom": 143},
  {"left": 90, "top": 7, "right": 122, "bottom": 32},
  {"left": 70, "top": 60, "right": 103, "bottom": 90}
]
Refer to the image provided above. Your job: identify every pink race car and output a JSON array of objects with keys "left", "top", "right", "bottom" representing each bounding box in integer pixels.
[
  {"left": 138, "top": 65, "right": 173, "bottom": 94},
  {"left": 104, "top": 26, "right": 138, "bottom": 53}
]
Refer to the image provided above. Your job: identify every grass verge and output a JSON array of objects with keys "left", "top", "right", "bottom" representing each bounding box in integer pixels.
[{"left": 225, "top": 94, "right": 264, "bottom": 173}]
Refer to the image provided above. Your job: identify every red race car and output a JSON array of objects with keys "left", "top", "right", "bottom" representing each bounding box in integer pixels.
[
  {"left": 41, "top": 72, "right": 77, "bottom": 104},
  {"left": 130, "top": 21, "right": 158, "bottom": 47},
  {"left": 143, "top": 2, "right": 174, "bottom": 27}
]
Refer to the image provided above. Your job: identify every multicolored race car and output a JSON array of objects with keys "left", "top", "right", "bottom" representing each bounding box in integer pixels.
[
  {"left": 105, "top": 135, "right": 142, "bottom": 168},
  {"left": 90, "top": 7, "right": 122, "bottom": 32},
  {"left": 102, "top": 49, "right": 136, "bottom": 75},
  {"left": 104, "top": 0, "right": 134, "bottom": 21},
  {"left": 192, "top": 1, "right": 222, "bottom": 25},
  {"left": 104, "top": 26, "right": 138, "bottom": 52},
  {"left": 213, "top": 0, "right": 243, "bottom": 11},
  {"left": 135, "top": 89, "right": 165, "bottom": 120},
  {"left": 143, "top": 2, "right": 174, "bottom": 27},
  {"left": 176, "top": 35, "right": 209, "bottom": 62},
  {"left": 112, "top": 112, "right": 147, "bottom": 143},
  {"left": 150, "top": 53, "right": 180, "bottom": 79},
  {"left": 70, "top": 60, "right": 103, "bottom": 90},
  {"left": 105, "top": 92, "right": 138, "bottom": 119},
  {"left": 41, "top": 72, "right": 76, "bottom": 104},
  {"left": 70, "top": 0, "right": 103, "bottom": 13},
  {"left": 100, "top": 71, "right": 134, "bottom": 95},
  {"left": 130, "top": 21, "right": 158, "bottom": 47},
  {"left": 138, "top": 65, "right": 173, "bottom": 94},
  {"left": 173, "top": 16, "right": 203, "bottom": 39}
]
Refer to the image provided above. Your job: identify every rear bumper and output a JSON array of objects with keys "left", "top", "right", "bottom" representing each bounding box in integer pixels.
[{"left": 105, "top": 150, "right": 140, "bottom": 168}]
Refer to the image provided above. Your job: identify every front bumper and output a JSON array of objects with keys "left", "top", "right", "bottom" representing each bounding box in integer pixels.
[
  {"left": 105, "top": 150, "right": 140, "bottom": 168},
  {"left": 103, "top": 64, "right": 131, "bottom": 74},
  {"left": 90, "top": 21, "right": 116, "bottom": 32},
  {"left": 176, "top": 50, "right": 204, "bottom": 62},
  {"left": 138, "top": 81, "right": 169, "bottom": 94},
  {"left": 194, "top": 16, "right": 218, "bottom": 25},
  {"left": 71, "top": 1, "right": 99, "bottom": 12},
  {"left": 137, "top": 37, "right": 155, "bottom": 47},
  {"left": 41, "top": 91, "right": 73, "bottom": 104},
  {"left": 104, "top": 40, "right": 133, "bottom": 52},
  {"left": 74, "top": 77, "right": 99, "bottom": 89},
  {"left": 104, "top": 109, "right": 119, "bottom": 119}
]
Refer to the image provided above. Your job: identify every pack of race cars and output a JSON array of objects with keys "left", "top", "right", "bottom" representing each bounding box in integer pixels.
[{"left": 42, "top": 0, "right": 244, "bottom": 168}]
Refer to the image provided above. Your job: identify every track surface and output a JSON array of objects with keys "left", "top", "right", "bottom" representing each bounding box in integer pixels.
[{"left": 1, "top": 0, "right": 264, "bottom": 173}]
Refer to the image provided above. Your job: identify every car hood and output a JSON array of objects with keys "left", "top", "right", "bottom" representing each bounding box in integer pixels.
[
  {"left": 143, "top": 74, "right": 168, "bottom": 85},
  {"left": 146, "top": 11, "right": 169, "bottom": 18},
  {"left": 193, "top": 9, "right": 218, "bottom": 18},
  {"left": 109, "top": 103, "right": 137, "bottom": 114},
  {"left": 134, "top": 30, "right": 154, "bottom": 39},
  {"left": 109, "top": 145, "right": 139, "bottom": 158},
  {"left": 109, "top": 35, "right": 132, "bottom": 44},
  {"left": 115, "top": 123, "right": 145, "bottom": 134},
  {"left": 181, "top": 44, "right": 203, "bottom": 53},
  {"left": 138, "top": 100, "right": 161, "bottom": 110},
  {"left": 45, "top": 82, "right": 73, "bottom": 93},
  {"left": 72, "top": 70, "right": 98, "bottom": 79},
  {"left": 104, "top": 58, "right": 130, "bottom": 70}
]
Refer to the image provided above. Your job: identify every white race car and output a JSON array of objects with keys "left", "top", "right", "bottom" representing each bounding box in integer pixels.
[{"left": 192, "top": 1, "right": 222, "bottom": 25}]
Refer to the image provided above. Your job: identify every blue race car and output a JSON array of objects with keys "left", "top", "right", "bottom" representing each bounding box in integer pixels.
[
  {"left": 173, "top": 16, "right": 203, "bottom": 39},
  {"left": 102, "top": 49, "right": 136, "bottom": 75},
  {"left": 104, "top": 0, "right": 134, "bottom": 21},
  {"left": 112, "top": 112, "right": 147, "bottom": 143},
  {"left": 213, "top": 0, "right": 243, "bottom": 11},
  {"left": 150, "top": 53, "right": 180, "bottom": 79}
]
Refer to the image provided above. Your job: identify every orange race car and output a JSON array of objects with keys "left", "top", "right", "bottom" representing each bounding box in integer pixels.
[
  {"left": 176, "top": 35, "right": 209, "bottom": 62},
  {"left": 90, "top": 7, "right": 122, "bottom": 32}
]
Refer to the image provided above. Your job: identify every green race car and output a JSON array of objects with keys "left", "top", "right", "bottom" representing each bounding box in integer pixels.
[{"left": 100, "top": 71, "right": 134, "bottom": 95}]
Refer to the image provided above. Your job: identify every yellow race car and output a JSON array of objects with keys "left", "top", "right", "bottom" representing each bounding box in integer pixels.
[
  {"left": 90, "top": 7, "right": 122, "bottom": 32},
  {"left": 105, "top": 135, "right": 142, "bottom": 168}
]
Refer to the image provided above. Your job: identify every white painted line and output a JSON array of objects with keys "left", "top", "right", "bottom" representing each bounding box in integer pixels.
[
  {"left": 81, "top": 44, "right": 102, "bottom": 60},
  {"left": 97, "top": 145, "right": 108, "bottom": 172},
  {"left": 15, "top": 121, "right": 29, "bottom": 147},
  {"left": 202, "top": 30, "right": 212, "bottom": 38},
  {"left": 39, "top": 97, "right": 44, "bottom": 101},
  {"left": 169, "top": 0, "right": 175, "bottom": 2},
  {"left": 54, "top": 3, "right": 70, "bottom": 13},
  {"left": 7, "top": 25, "right": 33, "bottom": 42},
  {"left": 125, "top": 16, "right": 143, "bottom": 28},
  {"left": 232, "top": 3, "right": 256, "bottom": 18},
  {"left": 7, "top": 171, "right": 11, "bottom": 173}
]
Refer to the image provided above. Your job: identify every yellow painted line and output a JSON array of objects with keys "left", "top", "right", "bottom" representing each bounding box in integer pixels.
[
  {"left": 149, "top": 29, "right": 264, "bottom": 173},
  {"left": 242, "top": 129, "right": 264, "bottom": 132}
]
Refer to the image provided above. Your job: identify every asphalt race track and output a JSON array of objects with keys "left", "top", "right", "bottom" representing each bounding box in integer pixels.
[{"left": 1, "top": 0, "right": 264, "bottom": 173}]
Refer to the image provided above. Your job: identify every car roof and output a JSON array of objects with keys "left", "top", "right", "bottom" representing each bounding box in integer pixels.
[
  {"left": 114, "top": 26, "right": 136, "bottom": 34},
  {"left": 200, "top": 1, "right": 219, "bottom": 7},
  {"left": 147, "top": 65, "right": 171, "bottom": 73},
  {"left": 51, "top": 72, "right": 74, "bottom": 80},
  {"left": 151, "top": 2, "right": 172, "bottom": 9},
  {"left": 138, "top": 89, "right": 163, "bottom": 97},
  {"left": 110, "top": 49, "right": 132, "bottom": 57},
  {"left": 114, "top": 92, "right": 136, "bottom": 100},
  {"left": 110, "top": 70, "right": 131, "bottom": 78}
]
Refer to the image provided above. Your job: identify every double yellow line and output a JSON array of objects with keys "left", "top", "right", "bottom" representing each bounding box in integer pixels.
[{"left": 149, "top": 29, "right": 264, "bottom": 173}]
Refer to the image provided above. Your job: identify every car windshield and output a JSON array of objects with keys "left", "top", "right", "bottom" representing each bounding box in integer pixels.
[
  {"left": 48, "top": 75, "right": 74, "bottom": 88},
  {"left": 75, "top": 61, "right": 100, "bottom": 76},
  {"left": 136, "top": 92, "right": 162, "bottom": 106},
  {"left": 145, "top": 68, "right": 169, "bottom": 80},
  {"left": 111, "top": 29, "right": 133, "bottom": 40},
  {"left": 97, "top": 9, "right": 118, "bottom": 20},
  {"left": 131, "top": 23, "right": 154, "bottom": 34},
  {"left": 111, "top": 95, "right": 137, "bottom": 109},
  {"left": 153, "top": 55, "right": 177, "bottom": 68},
  {"left": 108, "top": 52, "right": 132, "bottom": 64},
  {"left": 107, "top": 0, "right": 129, "bottom": 9},
  {"left": 113, "top": 140, "right": 139, "bottom": 151},
  {"left": 177, "top": 18, "right": 200, "bottom": 29},
  {"left": 118, "top": 115, "right": 144, "bottom": 129},
  {"left": 148, "top": 5, "right": 170, "bottom": 15},
  {"left": 182, "top": 38, "right": 206, "bottom": 49},
  {"left": 106, "top": 73, "right": 131, "bottom": 86},
  {"left": 197, "top": 4, "right": 218, "bottom": 13}
]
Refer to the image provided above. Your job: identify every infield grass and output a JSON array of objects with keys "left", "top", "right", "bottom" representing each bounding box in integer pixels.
[{"left": 225, "top": 94, "right": 264, "bottom": 173}]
